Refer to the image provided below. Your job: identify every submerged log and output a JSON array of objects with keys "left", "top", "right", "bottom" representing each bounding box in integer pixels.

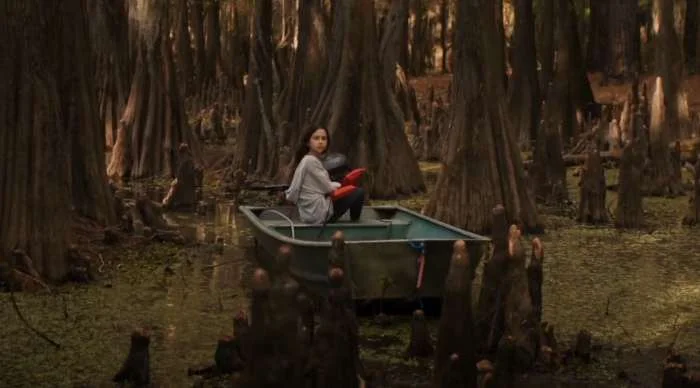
[
  {"left": 577, "top": 150, "right": 609, "bottom": 224},
  {"left": 113, "top": 329, "right": 150, "bottom": 386},
  {"left": 433, "top": 240, "right": 476, "bottom": 387},
  {"left": 405, "top": 309, "right": 433, "bottom": 358}
]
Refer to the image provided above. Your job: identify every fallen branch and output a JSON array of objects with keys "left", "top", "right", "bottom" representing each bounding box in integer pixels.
[
  {"left": 13, "top": 269, "right": 69, "bottom": 320},
  {"left": 10, "top": 288, "right": 61, "bottom": 349}
]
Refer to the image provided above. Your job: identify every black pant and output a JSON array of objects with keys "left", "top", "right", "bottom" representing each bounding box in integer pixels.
[{"left": 330, "top": 187, "right": 365, "bottom": 222}]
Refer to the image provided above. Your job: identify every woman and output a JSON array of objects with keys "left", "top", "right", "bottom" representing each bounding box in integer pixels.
[{"left": 285, "top": 126, "right": 365, "bottom": 224}]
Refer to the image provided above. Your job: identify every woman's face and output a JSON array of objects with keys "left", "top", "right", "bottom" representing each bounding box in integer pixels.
[{"left": 308, "top": 128, "right": 328, "bottom": 155}]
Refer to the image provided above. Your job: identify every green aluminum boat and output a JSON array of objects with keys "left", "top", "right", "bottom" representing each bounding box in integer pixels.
[{"left": 239, "top": 205, "right": 491, "bottom": 300}]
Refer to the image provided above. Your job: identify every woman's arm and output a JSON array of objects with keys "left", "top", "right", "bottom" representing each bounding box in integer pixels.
[
  {"left": 285, "top": 158, "right": 308, "bottom": 203},
  {"left": 308, "top": 158, "right": 340, "bottom": 194}
]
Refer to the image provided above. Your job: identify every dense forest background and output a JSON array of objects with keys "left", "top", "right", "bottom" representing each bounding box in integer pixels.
[
  {"left": 3, "top": 0, "right": 700, "bottom": 282},
  {"left": 3, "top": 1, "right": 700, "bottom": 387}
]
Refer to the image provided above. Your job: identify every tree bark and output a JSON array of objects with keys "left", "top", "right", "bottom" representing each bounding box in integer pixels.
[
  {"left": 685, "top": 0, "right": 699, "bottom": 72},
  {"left": 220, "top": 1, "right": 249, "bottom": 93},
  {"left": 586, "top": 1, "right": 609, "bottom": 73},
  {"left": 107, "top": 1, "right": 201, "bottom": 180},
  {"left": 174, "top": 0, "right": 193, "bottom": 93},
  {"left": 380, "top": 0, "right": 410, "bottom": 85},
  {"left": 233, "top": 0, "right": 277, "bottom": 179},
  {"left": 409, "top": 0, "right": 431, "bottom": 76},
  {"left": 615, "top": 103, "right": 646, "bottom": 228},
  {"left": 189, "top": 0, "right": 207, "bottom": 85},
  {"left": 536, "top": 0, "right": 554, "bottom": 98},
  {"left": 433, "top": 241, "right": 477, "bottom": 387},
  {"left": 644, "top": 0, "right": 684, "bottom": 196},
  {"left": 577, "top": 150, "right": 609, "bottom": 224},
  {"left": 682, "top": 157, "right": 700, "bottom": 225},
  {"left": 276, "top": 0, "right": 328, "bottom": 152},
  {"left": 91, "top": 0, "right": 131, "bottom": 150},
  {"left": 440, "top": 0, "right": 450, "bottom": 73},
  {"left": 607, "top": 0, "right": 641, "bottom": 81},
  {"left": 530, "top": 80, "right": 567, "bottom": 205},
  {"left": 424, "top": 0, "right": 542, "bottom": 234},
  {"left": 615, "top": 140, "right": 645, "bottom": 228},
  {"left": 1, "top": 0, "right": 116, "bottom": 281},
  {"left": 654, "top": 0, "right": 687, "bottom": 142},
  {"left": 204, "top": 0, "right": 221, "bottom": 83},
  {"left": 380, "top": 0, "right": 420, "bottom": 128},
  {"left": 309, "top": 0, "right": 425, "bottom": 198},
  {"left": 508, "top": 0, "right": 540, "bottom": 145},
  {"left": 561, "top": 0, "right": 598, "bottom": 141}
]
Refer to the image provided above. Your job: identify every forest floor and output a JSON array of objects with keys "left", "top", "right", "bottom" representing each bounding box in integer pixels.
[{"left": 1, "top": 72, "right": 699, "bottom": 387}]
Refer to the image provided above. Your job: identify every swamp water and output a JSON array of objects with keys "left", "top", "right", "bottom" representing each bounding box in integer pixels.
[{"left": 1, "top": 170, "right": 700, "bottom": 387}]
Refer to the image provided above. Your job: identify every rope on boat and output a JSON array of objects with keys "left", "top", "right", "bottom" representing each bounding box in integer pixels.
[{"left": 263, "top": 209, "right": 296, "bottom": 239}]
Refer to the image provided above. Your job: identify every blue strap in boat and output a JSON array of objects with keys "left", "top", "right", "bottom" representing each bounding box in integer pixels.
[{"left": 408, "top": 241, "right": 425, "bottom": 253}]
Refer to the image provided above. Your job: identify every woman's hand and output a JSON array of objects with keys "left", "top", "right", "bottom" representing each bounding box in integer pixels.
[
  {"left": 277, "top": 191, "right": 288, "bottom": 204},
  {"left": 331, "top": 181, "right": 341, "bottom": 189}
]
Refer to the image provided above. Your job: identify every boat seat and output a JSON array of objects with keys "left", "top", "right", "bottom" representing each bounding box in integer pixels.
[
  {"left": 261, "top": 218, "right": 411, "bottom": 228},
  {"left": 258, "top": 207, "right": 385, "bottom": 225}
]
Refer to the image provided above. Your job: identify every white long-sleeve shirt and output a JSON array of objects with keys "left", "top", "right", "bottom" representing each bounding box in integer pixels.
[{"left": 285, "top": 155, "right": 341, "bottom": 224}]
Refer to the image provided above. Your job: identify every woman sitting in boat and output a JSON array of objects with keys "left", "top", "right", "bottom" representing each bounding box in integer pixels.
[{"left": 285, "top": 125, "right": 365, "bottom": 224}]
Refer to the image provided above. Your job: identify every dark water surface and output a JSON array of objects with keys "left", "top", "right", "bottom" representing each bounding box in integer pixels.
[{"left": 1, "top": 182, "right": 699, "bottom": 387}]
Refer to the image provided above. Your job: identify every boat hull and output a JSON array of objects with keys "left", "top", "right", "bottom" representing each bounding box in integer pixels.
[{"left": 241, "top": 205, "right": 490, "bottom": 300}]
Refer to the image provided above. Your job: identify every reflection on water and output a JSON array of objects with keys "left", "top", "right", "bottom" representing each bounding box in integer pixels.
[
  {"left": 1, "top": 190, "right": 699, "bottom": 386},
  {"left": 0, "top": 197, "right": 257, "bottom": 387}
]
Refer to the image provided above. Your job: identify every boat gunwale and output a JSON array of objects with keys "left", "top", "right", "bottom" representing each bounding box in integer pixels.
[{"left": 238, "top": 205, "right": 491, "bottom": 247}]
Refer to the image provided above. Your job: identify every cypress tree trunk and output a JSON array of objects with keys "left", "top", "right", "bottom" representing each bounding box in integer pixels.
[
  {"left": 174, "top": 0, "right": 194, "bottom": 93},
  {"left": 204, "top": 0, "right": 221, "bottom": 83},
  {"left": 424, "top": 0, "right": 542, "bottom": 234},
  {"left": 644, "top": 0, "right": 684, "bottom": 196},
  {"left": 508, "top": 0, "right": 540, "bottom": 144},
  {"left": 1, "top": 0, "right": 115, "bottom": 281},
  {"left": 232, "top": 0, "right": 277, "bottom": 179},
  {"left": 276, "top": 0, "right": 328, "bottom": 152},
  {"left": 107, "top": 0, "right": 200, "bottom": 180},
  {"left": 536, "top": 0, "right": 554, "bottom": 99},
  {"left": 309, "top": 0, "right": 425, "bottom": 198},
  {"left": 607, "top": 0, "right": 641, "bottom": 80}
]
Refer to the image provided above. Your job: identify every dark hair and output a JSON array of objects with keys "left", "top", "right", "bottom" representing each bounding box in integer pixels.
[{"left": 292, "top": 125, "right": 331, "bottom": 167}]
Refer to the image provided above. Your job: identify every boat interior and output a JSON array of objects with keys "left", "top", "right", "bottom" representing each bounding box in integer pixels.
[{"left": 250, "top": 206, "right": 476, "bottom": 242}]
